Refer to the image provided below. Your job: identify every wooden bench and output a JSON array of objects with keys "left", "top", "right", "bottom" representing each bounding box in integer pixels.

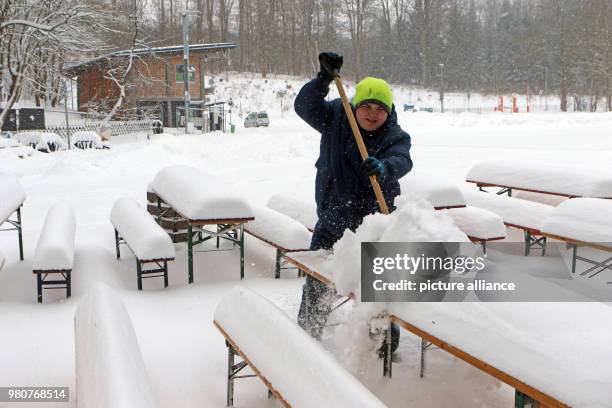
[
  {"left": 466, "top": 160, "right": 612, "bottom": 199},
  {"left": 244, "top": 206, "right": 312, "bottom": 278},
  {"left": 110, "top": 197, "right": 175, "bottom": 290},
  {"left": 463, "top": 189, "right": 554, "bottom": 255},
  {"left": 74, "top": 283, "right": 156, "bottom": 408},
  {"left": 283, "top": 251, "right": 583, "bottom": 408},
  {"left": 151, "top": 165, "right": 254, "bottom": 283},
  {"left": 0, "top": 174, "right": 26, "bottom": 260},
  {"left": 213, "top": 286, "right": 386, "bottom": 407},
  {"left": 541, "top": 198, "right": 612, "bottom": 279},
  {"left": 446, "top": 206, "right": 505, "bottom": 253},
  {"left": 32, "top": 201, "right": 75, "bottom": 303}
]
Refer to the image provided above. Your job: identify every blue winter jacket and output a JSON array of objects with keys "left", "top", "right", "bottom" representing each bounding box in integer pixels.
[{"left": 295, "top": 76, "right": 413, "bottom": 237}]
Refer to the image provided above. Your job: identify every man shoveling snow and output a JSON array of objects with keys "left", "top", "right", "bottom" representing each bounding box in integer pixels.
[{"left": 294, "top": 51, "right": 413, "bottom": 351}]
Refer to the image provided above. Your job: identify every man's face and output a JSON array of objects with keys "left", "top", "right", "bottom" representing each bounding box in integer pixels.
[{"left": 355, "top": 103, "right": 389, "bottom": 131}]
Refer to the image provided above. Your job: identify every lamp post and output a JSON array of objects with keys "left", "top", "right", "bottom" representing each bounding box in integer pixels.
[
  {"left": 182, "top": 12, "right": 190, "bottom": 134},
  {"left": 536, "top": 65, "right": 548, "bottom": 111},
  {"left": 63, "top": 80, "right": 71, "bottom": 149},
  {"left": 439, "top": 63, "right": 445, "bottom": 113}
]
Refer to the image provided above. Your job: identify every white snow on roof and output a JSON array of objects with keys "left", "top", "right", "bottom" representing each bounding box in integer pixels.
[
  {"left": 32, "top": 201, "right": 76, "bottom": 271},
  {"left": 110, "top": 197, "right": 175, "bottom": 261},
  {"left": 74, "top": 283, "right": 156, "bottom": 408},
  {"left": 467, "top": 160, "right": 612, "bottom": 198},
  {"left": 447, "top": 206, "right": 506, "bottom": 240},
  {"left": 266, "top": 193, "right": 317, "bottom": 231},
  {"left": 399, "top": 172, "right": 466, "bottom": 208},
  {"left": 541, "top": 198, "right": 612, "bottom": 245},
  {"left": 462, "top": 188, "right": 553, "bottom": 231},
  {"left": 389, "top": 301, "right": 612, "bottom": 408},
  {"left": 152, "top": 165, "right": 253, "bottom": 221},
  {"left": 214, "top": 286, "right": 387, "bottom": 408},
  {"left": 245, "top": 206, "right": 312, "bottom": 251},
  {"left": 0, "top": 173, "right": 26, "bottom": 223}
]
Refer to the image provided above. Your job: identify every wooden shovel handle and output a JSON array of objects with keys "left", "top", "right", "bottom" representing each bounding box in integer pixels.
[{"left": 333, "top": 76, "right": 390, "bottom": 215}]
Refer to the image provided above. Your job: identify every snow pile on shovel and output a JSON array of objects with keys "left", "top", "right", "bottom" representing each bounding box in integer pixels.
[{"left": 330, "top": 197, "right": 468, "bottom": 299}]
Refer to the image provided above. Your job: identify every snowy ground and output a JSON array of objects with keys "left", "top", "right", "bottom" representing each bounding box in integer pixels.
[{"left": 1, "top": 90, "right": 612, "bottom": 407}]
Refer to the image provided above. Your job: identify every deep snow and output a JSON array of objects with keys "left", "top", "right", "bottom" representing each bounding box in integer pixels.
[{"left": 2, "top": 73, "right": 612, "bottom": 407}]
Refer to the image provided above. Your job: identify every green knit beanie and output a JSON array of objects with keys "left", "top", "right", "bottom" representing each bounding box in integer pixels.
[{"left": 351, "top": 77, "right": 393, "bottom": 113}]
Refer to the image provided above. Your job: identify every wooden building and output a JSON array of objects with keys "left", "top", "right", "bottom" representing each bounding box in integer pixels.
[{"left": 63, "top": 43, "right": 236, "bottom": 128}]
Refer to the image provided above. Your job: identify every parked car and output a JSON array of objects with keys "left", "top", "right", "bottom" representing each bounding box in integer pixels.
[
  {"left": 256, "top": 111, "right": 269, "bottom": 127},
  {"left": 244, "top": 111, "right": 269, "bottom": 128}
]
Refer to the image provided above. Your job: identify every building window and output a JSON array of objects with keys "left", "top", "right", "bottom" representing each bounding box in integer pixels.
[{"left": 176, "top": 64, "right": 196, "bottom": 82}]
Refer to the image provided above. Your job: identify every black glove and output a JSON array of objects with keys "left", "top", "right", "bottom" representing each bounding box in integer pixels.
[
  {"left": 361, "top": 156, "right": 385, "bottom": 180},
  {"left": 318, "top": 52, "right": 343, "bottom": 80}
]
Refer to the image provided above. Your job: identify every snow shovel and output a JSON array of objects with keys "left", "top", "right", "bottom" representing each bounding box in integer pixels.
[{"left": 323, "top": 64, "right": 390, "bottom": 215}]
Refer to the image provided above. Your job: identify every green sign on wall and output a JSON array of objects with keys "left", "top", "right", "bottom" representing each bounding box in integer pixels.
[{"left": 176, "top": 64, "right": 195, "bottom": 82}]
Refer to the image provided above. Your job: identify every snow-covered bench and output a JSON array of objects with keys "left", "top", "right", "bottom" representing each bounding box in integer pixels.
[
  {"left": 32, "top": 201, "right": 76, "bottom": 303},
  {"left": 446, "top": 206, "right": 505, "bottom": 252},
  {"left": 400, "top": 172, "right": 466, "bottom": 209},
  {"left": 541, "top": 198, "right": 612, "bottom": 278},
  {"left": 266, "top": 193, "right": 318, "bottom": 231},
  {"left": 71, "top": 131, "right": 104, "bottom": 149},
  {"left": 214, "top": 286, "right": 386, "bottom": 408},
  {"left": 283, "top": 251, "right": 576, "bottom": 408},
  {"left": 110, "top": 197, "right": 175, "bottom": 290},
  {"left": 74, "top": 284, "right": 155, "bottom": 408},
  {"left": 244, "top": 206, "right": 312, "bottom": 278},
  {"left": 463, "top": 189, "right": 554, "bottom": 255},
  {"left": 146, "top": 184, "right": 188, "bottom": 243},
  {"left": 466, "top": 160, "right": 612, "bottom": 199},
  {"left": 15, "top": 131, "right": 67, "bottom": 152},
  {"left": 152, "top": 165, "right": 254, "bottom": 283},
  {"left": 0, "top": 174, "right": 26, "bottom": 260}
]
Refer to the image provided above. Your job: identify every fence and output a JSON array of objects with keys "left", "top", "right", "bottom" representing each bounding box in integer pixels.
[{"left": 46, "top": 120, "right": 153, "bottom": 140}]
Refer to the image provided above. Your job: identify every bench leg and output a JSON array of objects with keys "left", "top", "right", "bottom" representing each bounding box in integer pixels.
[
  {"left": 216, "top": 225, "right": 220, "bottom": 249},
  {"left": 571, "top": 244, "right": 578, "bottom": 274},
  {"left": 227, "top": 343, "right": 235, "bottom": 407},
  {"left": 524, "top": 231, "right": 531, "bottom": 256},
  {"left": 164, "top": 261, "right": 169, "bottom": 287},
  {"left": 239, "top": 224, "right": 245, "bottom": 280},
  {"left": 17, "top": 207, "right": 24, "bottom": 261},
  {"left": 137, "top": 260, "right": 143, "bottom": 290},
  {"left": 383, "top": 326, "right": 393, "bottom": 378},
  {"left": 66, "top": 272, "right": 71, "bottom": 298},
  {"left": 420, "top": 338, "right": 427, "bottom": 378},
  {"left": 188, "top": 225, "right": 194, "bottom": 284},
  {"left": 515, "top": 390, "right": 538, "bottom": 407},
  {"left": 36, "top": 273, "right": 42, "bottom": 303},
  {"left": 275, "top": 249, "right": 281, "bottom": 279},
  {"left": 114, "top": 229, "right": 121, "bottom": 259}
]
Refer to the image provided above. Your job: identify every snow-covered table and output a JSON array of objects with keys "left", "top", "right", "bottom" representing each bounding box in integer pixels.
[
  {"left": 110, "top": 197, "right": 176, "bottom": 289},
  {"left": 244, "top": 206, "right": 312, "bottom": 278},
  {"left": 466, "top": 160, "right": 612, "bottom": 199},
  {"left": 284, "top": 250, "right": 612, "bottom": 408},
  {"left": 541, "top": 198, "right": 612, "bottom": 277},
  {"left": 400, "top": 172, "right": 466, "bottom": 209},
  {"left": 151, "top": 166, "right": 254, "bottom": 283},
  {"left": 71, "top": 131, "right": 104, "bottom": 149},
  {"left": 214, "top": 286, "right": 385, "bottom": 408},
  {"left": 0, "top": 173, "right": 26, "bottom": 260}
]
